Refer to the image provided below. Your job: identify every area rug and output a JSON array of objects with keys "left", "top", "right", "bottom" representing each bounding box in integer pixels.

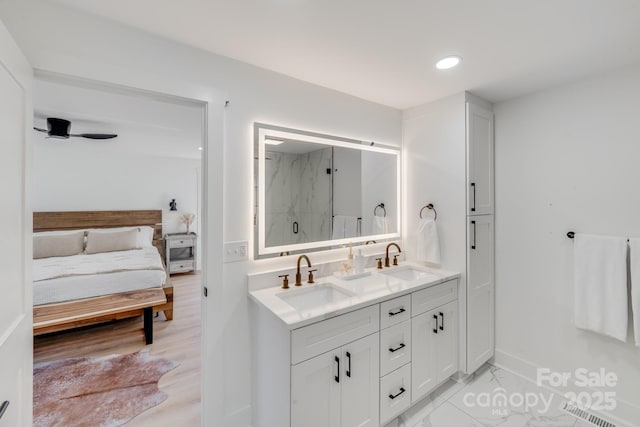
[{"left": 34, "top": 349, "right": 179, "bottom": 427}]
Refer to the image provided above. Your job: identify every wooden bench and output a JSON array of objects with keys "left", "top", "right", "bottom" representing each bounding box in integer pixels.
[{"left": 33, "top": 288, "right": 167, "bottom": 344}]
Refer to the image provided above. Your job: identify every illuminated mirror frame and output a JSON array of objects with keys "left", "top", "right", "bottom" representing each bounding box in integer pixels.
[{"left": 255, "top": 122, "right": 401, "bottom": 257}]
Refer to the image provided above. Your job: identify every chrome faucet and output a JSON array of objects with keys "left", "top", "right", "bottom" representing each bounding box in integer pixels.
[
  {"left": 295, "top": 255, "right": 314, "bottom": 286},
  {"left": 385, "top": 243, "right": 402, "bottom": 267}
]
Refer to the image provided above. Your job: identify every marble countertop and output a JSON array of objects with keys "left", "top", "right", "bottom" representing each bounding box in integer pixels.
[{"left": 249, "top": 262, "right": 460, "bottom": 330}]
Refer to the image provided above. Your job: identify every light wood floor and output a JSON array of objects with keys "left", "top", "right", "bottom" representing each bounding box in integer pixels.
[{"left": 34, "top": 273, "right": 202, "bottom": 426}]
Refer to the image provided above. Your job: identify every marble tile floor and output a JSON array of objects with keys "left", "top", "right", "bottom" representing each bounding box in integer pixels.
[{"left": 385, "top": 364, "right": 617, "bottom": 427}]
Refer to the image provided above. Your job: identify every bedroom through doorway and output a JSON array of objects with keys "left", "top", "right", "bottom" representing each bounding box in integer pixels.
[{"left": 30, "top": 74, "right": 206, "bottom": 426}]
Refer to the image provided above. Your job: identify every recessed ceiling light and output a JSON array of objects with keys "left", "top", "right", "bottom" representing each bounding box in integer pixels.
[
  {"left": 198, "top": 146, "right": 203, "bottom": 151},
  {"left": 436, "top": 56, "right": 462, "bottom": 70}
]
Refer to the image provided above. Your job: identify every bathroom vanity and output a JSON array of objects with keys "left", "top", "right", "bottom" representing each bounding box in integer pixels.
[{"left": 249, "top": 264, "right": 460, "bottom": 427}]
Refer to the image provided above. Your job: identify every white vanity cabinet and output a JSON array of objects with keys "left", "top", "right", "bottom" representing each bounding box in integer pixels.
[
  {"left": 411, "top": 282, "right": 458, "bottom": 403},
  {"left": 292, "top": 333, "right": 380, "bottom": 427},
  {"left": 250, "top": 276, "right": 460, "bottom": 427}
]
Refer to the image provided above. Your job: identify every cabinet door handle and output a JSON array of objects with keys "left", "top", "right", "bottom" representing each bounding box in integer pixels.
[
  {"left": 389, "top": 387, "right": 406, "bottom": 400},
  {"left": 471, "top": 220, "right": 477, "bottom": 250},
  {"left": 439, "top": 312, "right": 444, "bottom": 331},
  {"left": 388, "top": 307, "right": 405, "bottom": 316},
  {"left": 433, "top": 314, "right": 438, "bottom": 334},
  {"left": 389, "top": 343, "right": 406, "bottom": 353},
  {"left": 0, "top": 401, "right": 9, "bottom": 420},
  {"left": 470, "top": 182, "right": 476, "bottom": 212},
  {"left": 346, "top": 351, "right": 351, "bottom": 378},
  {"left": 334, "top": 356, "right": 340, "bottom": 383},
  {"left": 293, "top": 221, "right": 299, "bottom": 234}
]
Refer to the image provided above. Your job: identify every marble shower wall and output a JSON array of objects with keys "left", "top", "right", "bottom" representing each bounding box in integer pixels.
[{"left": 265, "top": 147, "right": 332, "bottom": 247}]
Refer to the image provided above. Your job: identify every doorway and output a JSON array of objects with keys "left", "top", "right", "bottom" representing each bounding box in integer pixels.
[{"left": 31, "top": 72, "right": 210, "bottom": 426}]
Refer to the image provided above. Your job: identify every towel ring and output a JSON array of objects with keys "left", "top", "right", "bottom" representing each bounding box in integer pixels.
[
  {"left": 374, "top": 203, "right": 387, "bottom": 217},
  {"left": 419, "top": 204, "right": 437, "bottom": 221}
]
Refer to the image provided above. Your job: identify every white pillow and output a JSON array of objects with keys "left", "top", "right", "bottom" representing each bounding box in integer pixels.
[
  {"left": 87, "top": 226, "right": 155, "bottom": 248},
  {"left": 33, "top": 231, "right": 85, "bottom": 259},
  {"left": 85, "top": 229, "right": 139, "bottom": 254},
  {"left": 34, "top": 229, "right": 86, "bottom": 237}
]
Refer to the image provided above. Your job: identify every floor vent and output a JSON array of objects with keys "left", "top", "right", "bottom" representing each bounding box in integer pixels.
[{"left": 562, "top": 402, "right": 616, "bottom": 427}]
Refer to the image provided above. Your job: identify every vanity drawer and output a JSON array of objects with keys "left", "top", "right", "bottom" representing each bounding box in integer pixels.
[
  {"left": 380, "top": 320, "right": 411, "bottom": 376},
  {"left": 291, "top": 304, "right": 379, "bottom": 365},
  {"left": 412, "top": 279, "right": 458, "bottom": 316},
  {"left": 169, "top": 260, "right": 194, "bottom": 273},
  {"left": 380, "top": 363, "right": 412, "bottom": 424},
  {"left": 380, "top": 295, "right": 411, "bottom": 329}
]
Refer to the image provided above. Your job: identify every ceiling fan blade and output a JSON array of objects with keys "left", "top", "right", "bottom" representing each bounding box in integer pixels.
[{"left": 72, "top": 133, "right": 118, "bottom": 140}]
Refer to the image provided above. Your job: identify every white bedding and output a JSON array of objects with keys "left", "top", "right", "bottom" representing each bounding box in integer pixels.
[{"left": 33, "top": 247, "right": 167, "bottom": 306}]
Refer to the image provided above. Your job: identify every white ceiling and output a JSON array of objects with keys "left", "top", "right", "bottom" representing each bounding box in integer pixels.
[
  {"left": 34, "top": 78, "right": 203, "bottom": 159},
  {"left": 48, "top": 0, "right": 640, "bottom": 109}
]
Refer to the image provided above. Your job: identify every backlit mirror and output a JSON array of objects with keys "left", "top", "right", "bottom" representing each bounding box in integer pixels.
[{"left": 254, "top": 123, "right": 401, "bottom": 259}]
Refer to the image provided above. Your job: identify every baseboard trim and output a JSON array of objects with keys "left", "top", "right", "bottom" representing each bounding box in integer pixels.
[{"left": 493, "top": 348, "right": 639, "bottom": 427}]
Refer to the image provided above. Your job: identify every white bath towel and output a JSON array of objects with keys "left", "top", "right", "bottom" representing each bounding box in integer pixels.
[
  {"left": 628, "top": 238, "right": 640, "bottom": 346},
  {"left": 372, "top": 215, "right": 388, "bottom": 235},
  {"left": 573, "top": 233, "right": 628, "bottom": 342},
  {"left": 332, "top": 215, "right": 358, "bottom": 239},
  {"left": 417, "top": 217, "right": 441, "bottom": 265}
]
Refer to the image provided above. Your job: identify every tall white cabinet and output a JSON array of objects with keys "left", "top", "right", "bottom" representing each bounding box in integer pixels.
[
  {"left": 465, "top": 102, "right": 495, "bottom": 373},
  {"left": 403, "top": 92, "right": 495, "bottom": 374}
]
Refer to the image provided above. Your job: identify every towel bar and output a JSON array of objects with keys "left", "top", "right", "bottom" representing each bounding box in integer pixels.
[
  {"left": 419, "top": 204, "right": 437, "bottom": 220},
  {"left": 374, "top": 203, "right": 387, "bottom": 217},
  {"left": 567, "top": 231, "right": 629, "bottom": 242}
]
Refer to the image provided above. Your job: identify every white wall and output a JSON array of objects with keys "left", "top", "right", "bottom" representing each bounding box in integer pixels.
[
  {"left": 494, "top": 64, "right": 640, "bottom": 423},
  {"left": 0, "top": 2, "right": 402, "bottom": 425},
  {"left": 32, "top": 139, "right": 200, "bottom": 232}
]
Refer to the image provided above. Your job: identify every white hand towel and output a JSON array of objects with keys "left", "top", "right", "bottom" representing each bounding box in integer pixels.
[
  {"left": 372, "top": 215, "right": 388, "bottom": 235},
  {"left": 574, "top": 234, "right": 628, "bottom": 342},
  {"left": 628, "top": 238, "right": 640, "bottom": 346},
  {"left": 332, "top": 216, "right": 346, "bottom": 239},
  {"left": 417, "top": 217, "right": 441, "bottom": 265}
]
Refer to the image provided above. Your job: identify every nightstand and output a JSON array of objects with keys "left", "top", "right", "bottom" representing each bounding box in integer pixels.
[{"left": 164, "top": 233, "right": 197, "bottom": 275}]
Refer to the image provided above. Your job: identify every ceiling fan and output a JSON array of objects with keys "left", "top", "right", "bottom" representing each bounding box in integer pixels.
[{"left": 34, "top": 117, "right": 118, "bottom": 140}]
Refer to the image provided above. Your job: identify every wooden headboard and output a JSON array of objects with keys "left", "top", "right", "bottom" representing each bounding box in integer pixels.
[{"left": 33, "top": 210, "right": 164, "bottom": 254}]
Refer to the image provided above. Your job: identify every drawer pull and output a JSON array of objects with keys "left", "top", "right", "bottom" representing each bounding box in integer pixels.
[
  {"left": 388, "top": 343, "right": 406, "bottom": 353},
  {"left": 346, "top": 351, "right": 351, "bottom": 378},
  {"left": 388, "top": 307, "right": 406, "bottom": 316},
  {"left": 388, "top": 387, "right": 406, "bottom": 400},
  {"left": 0, "top": 401, "right": 9, "bottom": 420}
]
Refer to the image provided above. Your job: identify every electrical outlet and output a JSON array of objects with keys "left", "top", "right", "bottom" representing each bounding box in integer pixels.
[{"left": 224, "top": 241, "right": 248, "bottom": 263}]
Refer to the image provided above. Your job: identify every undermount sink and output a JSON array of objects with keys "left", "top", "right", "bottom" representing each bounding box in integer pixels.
[
  {"left": 377, "top": 266, "right": 436, "bottom": 282},
  {"left": 277, "top": 283, "right": 354, "bottom": 311}
]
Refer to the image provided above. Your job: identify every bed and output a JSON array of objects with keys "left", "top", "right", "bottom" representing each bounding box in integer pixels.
[{"left": 32, "top": 210, "right": 174, "bottom": 344}]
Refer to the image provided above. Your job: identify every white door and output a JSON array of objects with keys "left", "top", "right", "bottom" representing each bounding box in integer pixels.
[
  {"left": 411, "top": 311, "right": 438, "bottom": 403},
  {"left": 341, "top": 333, "right": 379, "bottom": 427},
  {"left": 291, "top": 350, "right": 341, "bottom": 427},
  {"left": 466, "top": 102, "right": 494, "bottom": 216},
  {"left": 0, "top": 21, "right": 33, "bottom": 427},
  {"left": 434, "top": 301, "right": 458, "bottom": 382},
  {"left": 467, "top": 215, "right": 495, "bottom": 373}
]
